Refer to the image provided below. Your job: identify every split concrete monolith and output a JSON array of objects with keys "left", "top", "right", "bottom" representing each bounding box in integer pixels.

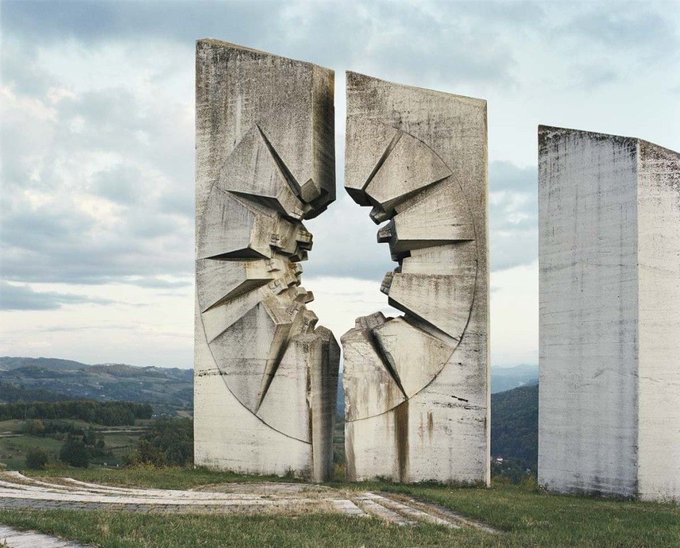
[
  {"left": 538, "top": 125, "right": 680, "bottom": 502},
  {"left": 342, "top": 72, "right": 490, "bottom": 484},
  {"left": 194, "top": 39, "right": 339, "bottom": 481}
]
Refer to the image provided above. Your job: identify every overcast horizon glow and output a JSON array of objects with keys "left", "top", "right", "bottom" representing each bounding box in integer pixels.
[{"left": 1, "top": 1, "right": 678, "bottom": 369}]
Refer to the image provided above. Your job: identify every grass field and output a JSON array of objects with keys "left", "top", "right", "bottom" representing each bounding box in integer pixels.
[{"left": 1, "top": 466, "right": 677, "bottom": 547}]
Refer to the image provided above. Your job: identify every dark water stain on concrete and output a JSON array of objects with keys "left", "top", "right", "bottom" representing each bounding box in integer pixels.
[
  {"left": 395, "top": 400, "right": 409, "bottom": 482},
  {"left": 345, "top": 424, "right": 356, "bottom": 481}
]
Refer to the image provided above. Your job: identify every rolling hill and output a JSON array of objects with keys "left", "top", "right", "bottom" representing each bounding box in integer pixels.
[{"left": 0, "top": 357, "right": 192, "bottom": 415}]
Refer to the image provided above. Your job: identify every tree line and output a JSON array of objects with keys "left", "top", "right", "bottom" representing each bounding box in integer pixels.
[{"left": 0, "top": 400, "right": 152, "bottom": 425}]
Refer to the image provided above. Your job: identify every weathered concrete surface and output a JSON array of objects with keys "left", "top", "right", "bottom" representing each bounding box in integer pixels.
[
  {"left": 343, "top": 72, "right": 489, "bottom": 484},
  {"left": 194, "top": 39, "right": 338, "bottom": 481},
  {"left": 538, "top": 126, "right": 680, "bottom": 502}
]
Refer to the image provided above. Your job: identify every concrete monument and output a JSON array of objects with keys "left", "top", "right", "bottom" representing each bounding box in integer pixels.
[
  {"left": 194, "top": 39, "right": 339, "bottom": 481},
  {"left": 538, "top": 125, "right": 680, "bottom": 502},
  {"left": 342, "top": 72, "right": 490, "bottom": 484}
]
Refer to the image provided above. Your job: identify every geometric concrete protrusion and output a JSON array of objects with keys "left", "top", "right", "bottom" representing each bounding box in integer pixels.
[
  {"left": 342, "top": 72, "right": 489, "bottom": 484},
  {"left": 195, "top": 39, "right": 339, "bottom": 481},
  {"left": 538, "top": 125, "right": 680, "bottom": 503}
]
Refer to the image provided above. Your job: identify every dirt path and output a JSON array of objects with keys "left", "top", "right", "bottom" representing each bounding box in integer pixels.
[
  {"left": 0, "top": 524, "right": 90, "bottom": 547},
  {"left": 0, "top": 472, "right": 498, "bottom": 532}
]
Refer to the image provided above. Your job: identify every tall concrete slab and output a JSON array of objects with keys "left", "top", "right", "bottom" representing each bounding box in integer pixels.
[
  {"left": 194, "top": 39, "right": 338, "bottom": 481},
  {"left": 343, "top": 73, "right": 489, "bottom": 484},
  {"left": 538, "top": 125, "right": 680, "bottom": 502}
]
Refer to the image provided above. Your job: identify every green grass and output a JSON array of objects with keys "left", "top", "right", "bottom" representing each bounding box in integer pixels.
[
  {"left": 0, "top": 510, "right": 486, "bottom": 547},
  {"left": 0, "top": 435, "right": 63, "bottom": 470},
  {"left": 22, "top": 464, "right": 293, "bottom": 489},
  {"left": 5, "top": 466, "right": 678, "bottom": 547}
]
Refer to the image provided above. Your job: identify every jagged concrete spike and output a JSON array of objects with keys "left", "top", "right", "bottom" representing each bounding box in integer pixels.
[
  {"left": 209, "top": 303, "right": 290, "bottom": 414},
  {"left": 345, "top": 118, "right": 401, "bottom": 206},
  {"left": 195, "top": 39, "right": 339, "bottom": 480},
  {"left": 201, "top": 284, "right": 275, "bottom": 344},
  {"left": 217, "top": 125, "right": 310, "bottom": 220},
  {"left": 343, "top": 71, "right": 488, "bottom": 484},
  {"left": 256, "top": 67, "right": 336, "bottom": 213},
  {"left": 538, "top": 125, "right": 680, "bottom": 503},
  {"left": 196, "top": 258, "right": 281, "bottom": 313},
  {"left": 197, "top": 189, "right": 274, "bottom": 260},
  {"left": 373, "top": 317, "right": 455, "bottom": 399},
  {"left": 384, "top": 272, "right": 475, "bottom": 340},
  {"left": 253, "top": 297, "right": 302, "bottom": 413},
  {"left": 384, "top": 176, "right": 476, "bottom": 257},
  {"left": 341, "top": 318, "right": 407, "bottom": 422},
  {"left": 256, "top": 333, "right": 311, "bottom": 443},
  {"left": 401, "top": 242, "right": 478, "bottom": 276},
  {"left": 363, "top": 129, "right": 452, "bottom": 218}
]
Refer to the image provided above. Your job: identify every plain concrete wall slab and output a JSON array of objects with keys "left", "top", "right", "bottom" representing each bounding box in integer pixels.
[
  {"left": 637, "top": 141, "right": 680, "bottom": 502},
  {"left": 538, "top": 125, "right": 680, "bottom": 502}
]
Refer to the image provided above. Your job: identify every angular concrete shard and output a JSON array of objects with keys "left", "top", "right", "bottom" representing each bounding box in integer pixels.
[
  {"left": 343, "top": 72, "right": 489, "bottom": 484},
  {"left": 217, "top": 125, "right": 310, "bottom": 220},
  {"left": 197, "top": 190, "right": 274, "bottom": 260},
  {"left": 256, "top": 67, "right": 336, "bottom": 211},
  {"left": 196, "top": 258, "right": 288, "bottom": 313},
  {"left": 256, "top": 334, "right": 311, "bottom": 443},
  {"left": 538, "top": 125, "right": 680, "bottom": 503},
  {"left": 195, "top": 39, "right": 339, "bottom": 481},
  {"left": 344, "top": 118, "right": 401, "bottom": 206},
  {"left": 342, "top": 316, "right": 407, "bottom": 421},
  {"left": 379, "top": 177, "right": 476, "bottom": 258},
  {"left": 383, "top": 272, "right": 476, "bottom": 340},
  {"left": 208, "top": 299, "right": 298, "bottom": 416},
  {"left": 373, "top": 317, "right": 454, "bottom": 398},
  {"left": 363, "top": 130, "right": 452, "bottom": 218}
]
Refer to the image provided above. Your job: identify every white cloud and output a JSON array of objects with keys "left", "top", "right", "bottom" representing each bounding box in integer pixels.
[{"left": 490, "top": 262, "right": 539, "bottom": 367}]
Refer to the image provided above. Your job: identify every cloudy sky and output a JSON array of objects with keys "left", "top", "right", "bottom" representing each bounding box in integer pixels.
[{"left": 1, "top": 0, "right": 679, "bottom": 368}]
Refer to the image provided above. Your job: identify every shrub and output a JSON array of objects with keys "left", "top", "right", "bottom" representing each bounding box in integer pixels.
[
  {"left": 25, "top": 447, "right": 48, "bottom": 470},
  {"left": 130, "top": 418, "right": 193, "bottom": 467},
  {"left": 59, "top": 436, "right": 89, "bottom": 468},
  {"left": 21, "top": 419, "right": 46, "bottom": 436}
]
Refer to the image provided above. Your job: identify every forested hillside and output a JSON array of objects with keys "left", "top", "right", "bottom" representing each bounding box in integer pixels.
[{"left": 491, "top": 384, "right": 538, "bottom": 471}]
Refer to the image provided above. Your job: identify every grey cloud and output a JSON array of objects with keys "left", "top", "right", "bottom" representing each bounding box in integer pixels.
[
  {"left": 1, "top": 0, "right": 535, "bottom": 90},
  {"left": 569, "top": 63, "right": 619, "bottom": 91},
  {"left": 0, "top": 281, "right": 115, "bottom": 310},
  {"left": 489, "top": 162, "right": 537, "bottom": 271},
  {"left": 1, "top": 63, "right": 194, "bottom": 288},
  {"left": 1, "top": 0, "right": 283, "bottom": 47},
  {"left": 1, "top": 197, "right": 192, "bottom": 285},
  {"left": 90, "top": 165, "right": 142, "bottom": 205}
]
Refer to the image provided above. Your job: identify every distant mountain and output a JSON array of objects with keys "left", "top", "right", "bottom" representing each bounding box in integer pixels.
[
  {"left": 491, "top": 364, "right": 538, "bottom": 394},
  {"left": 0, "top": 357, "right": 192, "bottom": 415},
  {"left": 491, "top": 383, "right": 538, "bottom": 469}
]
